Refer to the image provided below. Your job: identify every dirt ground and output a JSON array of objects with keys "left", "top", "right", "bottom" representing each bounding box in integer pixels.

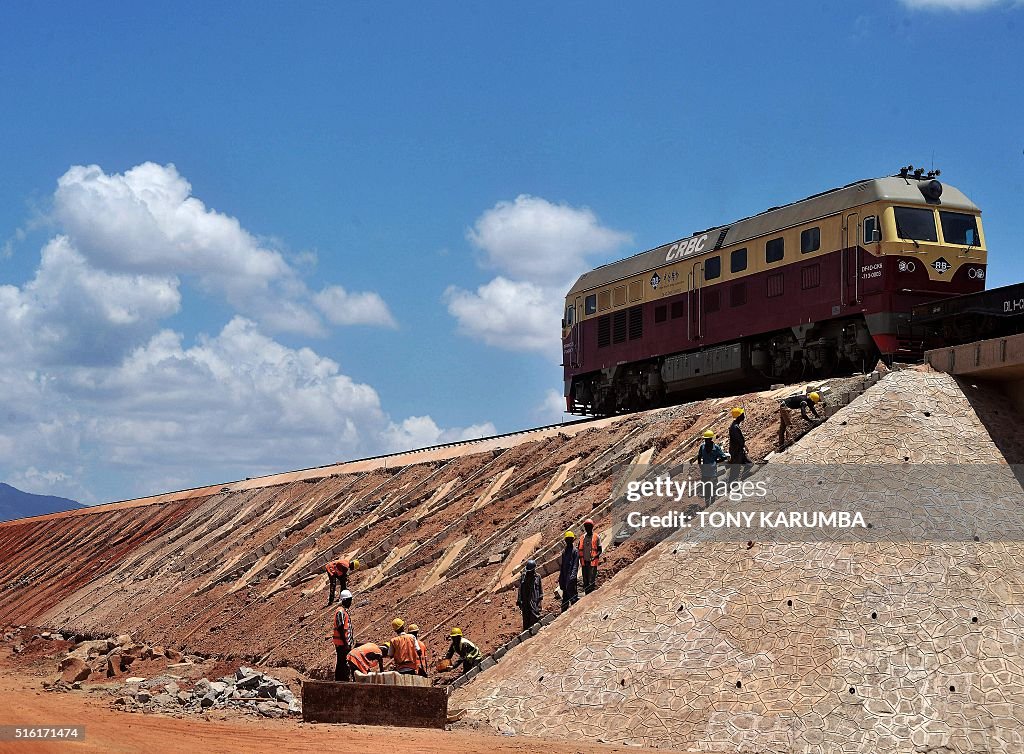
[{"left": 0, "top": 668, "right": 692, "bottom": 754}]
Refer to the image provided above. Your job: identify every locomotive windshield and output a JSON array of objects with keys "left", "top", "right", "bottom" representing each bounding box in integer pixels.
[
  {"left": 940, "top": 211, "right": 979, "bottom": 246},
  {"left": 894, "top": 207, "right": 938, "bottom": 242}
]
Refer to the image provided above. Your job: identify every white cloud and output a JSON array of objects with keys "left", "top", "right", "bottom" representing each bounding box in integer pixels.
[
  {"left": 49, "top": 162, "right": 397, "bottom": 336},
  {"left": 383, "top": 416, "right": 496, "bottom": 453},
  {"left": 314, "top": 285, "right": 397, "bottom": 327},
  {"left": 899, "top": 0, "right": 1017, "bottom": 9},
  {"left": 0, "top": 163, "right": 490, "bottom": 504},
  {"left": 534, "top": 388, "right": 568, "bottom": 424},
  {"left": 444, "top": 277, "right": 562, "bottom": 355},
  {"left": 467, "top": 194, "right": 630, "bottom": 286},
  {"left": 448, "top": 195, "right": 630, "bottom": 358}
]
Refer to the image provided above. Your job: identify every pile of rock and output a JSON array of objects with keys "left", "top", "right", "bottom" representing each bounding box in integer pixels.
[
  {"left": 55, "top": 634, "right": 184, "bottom": 685},
  {"left": 112, "top": 667, "right": 300, "bottom": 717}
]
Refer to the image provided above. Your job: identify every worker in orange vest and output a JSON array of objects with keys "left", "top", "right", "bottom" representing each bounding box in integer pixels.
[
  {"left": 331, "top": 590, "right": 354, "bottom": 681},
  {"left": 346, "top": 642, "right": 386, "bottom": 675},
  {"left": 408, "top": 623, "right": 428, "bottom": 677},
  {"left": 579, "top": 519, "right": 602, "bottom": 594},
  {"left": 388, "top": 618, "right": 419, "bottom": 675},
  {"left": 325, "top": 557, "right": 361, "bottom": 606}
]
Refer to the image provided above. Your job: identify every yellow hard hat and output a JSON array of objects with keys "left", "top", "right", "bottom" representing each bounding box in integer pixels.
[
  {"left": 730, "top": 407, "right": 744, "bottom": 418},
  {"left": 809, "top": 392, "right": 821, "bottom": 403},
  {"left": 408, "top": 623, "right": 419, "bottom": 634},
  {"left": 450, "top": 627, "right": 463, "bottom": 637},
  {"left": 702, "top": 430, "right": 714, "bottom": 439},
  {"left": 381, "top": 641, "right": 391, "bottom": 654},
  {"left": 392, "top": 618, "right": 405, "bottom": 631},
  {"left": 352, "top": 559, "right": 361, "bottom": 570},
  {"left": 564, "top": 530, "right": 575, "bottom": 539}
]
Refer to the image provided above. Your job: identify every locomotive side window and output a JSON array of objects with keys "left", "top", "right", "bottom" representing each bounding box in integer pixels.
[
  {"left": 730, "top": 248, "right": 747, "bottom": 273},
  {"left": 863, "top": 215, "right": 881, "bottom": 244},
  {"left": 565, "top": 305, "right": 575, "bottom": 326},
  {"left": 654, "top": 305, "right": 667, "bottom": 323},
  {"left": 765, "top": 237, "right": 785, "bottom": 264},
  {"left": 585, "top": 294, "right": 597, "bottom": 315},
  {"left": 704, "top": 290, "right": 720, "bottom": 313},
  {"left": 940, "top": 211, "right": 979, "bottom": 246},
  {"left": 704, "top": 256, "right": 721, "bottom": 281},
  {"left": 670, "top": 301, "right": 684, "bottom": 319},
  {"left": 894, "top": 207, "right": 938, "bottom": 242},
  {"left": 800, "top": 227, "right": 820, "bottom": 254}
]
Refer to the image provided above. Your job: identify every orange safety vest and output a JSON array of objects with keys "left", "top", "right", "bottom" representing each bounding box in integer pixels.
[
  {"left": 347, "top": 643, "right": 382, "bottom": 673},
  {"left": 578, "top": 531, "right": 601, "bottom": 566},
  {"left": 412, "top": 636, "right": 428, "bottom": 675},
  {"left": 390, "top": 633, "right": 419, "bottom": 672},
  {"left": 332, "top": 606, "right": 353, "bottom": 647},
  {"left": 325, "top": 559, "right": 350, "bottom": 576}
]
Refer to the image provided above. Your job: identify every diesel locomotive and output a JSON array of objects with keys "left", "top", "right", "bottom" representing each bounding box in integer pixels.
[{"left": 562, "top": 167, "right": 987, "bottom": 414}]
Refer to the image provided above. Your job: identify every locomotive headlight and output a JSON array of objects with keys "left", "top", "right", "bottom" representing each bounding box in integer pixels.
[{"left": 918, "top": 179, "right": 943, "bottom": 202}]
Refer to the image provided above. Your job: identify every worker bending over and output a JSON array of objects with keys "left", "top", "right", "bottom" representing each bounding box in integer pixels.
[
  {"left": 324, "top": 557, "right": 361, "bottom": 606},
  {"left": 516, "top": 559, "right": 543, "bottom": 631},
  {"left": 559, "top": 531, "right": 580, "bottom": 612},
  {"left": 778, "top": 391, "right": 822, "bottom": 449},
  {"left": 347, "top": 642, "right": 386, "bottom": 675},
  {"left": 388, "top": 618, "right": 420, "bottom": 675},
  {"left": 579, "top": 519, "right": 602, "bottom": 594},
  {"left": 331, "top": 589, "right": 354, "bottom": 682},
  {"left": 445, "top": 628, "right": 482, "bottom": 674},
  {"left": 695, "top": 430, "right": 729, "bottom": 506}
]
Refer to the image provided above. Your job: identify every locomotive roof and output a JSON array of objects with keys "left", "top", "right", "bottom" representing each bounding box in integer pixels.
[{"left": 567, "top": 175, "right": 980, "bottom": 297}]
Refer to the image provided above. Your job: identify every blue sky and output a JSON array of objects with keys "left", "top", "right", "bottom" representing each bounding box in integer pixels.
[{"left": 2, "top": 0, "right": 1022, "bottom": 503}]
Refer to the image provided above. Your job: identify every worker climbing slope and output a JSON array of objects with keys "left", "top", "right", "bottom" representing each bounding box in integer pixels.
[
  {"left": 516, "top": 559, "right": 543, "bottom": 631},
  {"left": 559, "top": 530, "right": 580, "bottom": 612},
  {"left": 324, "top": 557, "right": 360, "bottom": 606},
  {"left": 579, "top": 519, "right": 602, "bottom": 594},
  {"left": 727, "top": 407, "right": 752, "bottom": 483},
  {"left": 695, "top": 430, "right": 729, "bottom": 506}
]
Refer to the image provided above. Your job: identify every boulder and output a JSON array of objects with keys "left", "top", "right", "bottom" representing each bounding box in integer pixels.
[
  {"left": 60, "top": 658, "right": 90, "bottom": 684},
  {"left": 176, "top": 691, "right": 191, "bottom": 705},
  {"left": 164, "top": 649, "right": 182, "bottom": 662},
  {"left": 152, "top": 645, "right": 166, "bottom": 658},
  {"left": 275, "top": 687, "right": 294, "bottom": 703},
  {"left": 136, "top": 691, "right": 151, "bottom": 703},
  {"left": 208, "top": 681, "right": 228, "bottom": 696},
  {"left": 125, "top": 677, "right": 146, "bottom": 684},
  {"left": 119, "top": 654, "right": 137, "bottom": 673},
  {"left": 115, "top": 634, "right": 133, "bottom": 647},
  {"left": 235, "top": 666, "right": 255, "bottom": 679},
  {"left": 200, "top": 692, "right": 217, "bottom": 708},
  {"left": 235, "top": 674, "right": 261, "bottom": 690},
  {"left": 141, "top": 646, "right": 155, "bottom": 660},
  {"left": 152, "top": 693, "right": 174, "bottom": 707},
  {"left": 113, "top": 697, "right": 127, "bottom": 706},
  {"left": 164, "top": 681, "right": 179, "bottom": 696}
]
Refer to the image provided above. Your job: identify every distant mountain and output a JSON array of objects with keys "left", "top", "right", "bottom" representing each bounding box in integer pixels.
[{"left": 0, "top": 482, "right": 83, "bottom": 522}]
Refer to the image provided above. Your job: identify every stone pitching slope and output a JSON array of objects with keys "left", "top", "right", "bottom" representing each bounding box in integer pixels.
[{"left": 454, "top": 369, "right": 1024, "bottom": 753}]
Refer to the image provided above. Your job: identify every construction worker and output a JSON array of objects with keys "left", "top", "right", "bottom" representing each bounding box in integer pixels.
[
  {"left": 444, "top": 628, "right": 482, "bottom": 674},
  {"left": 516, "top": 559, "right": 543, "bottom": 631},
  {"left": 558, "top": 531, "right": 580, "bottom": 612},
  {"left": 388, "top": 618, "right": 420, "bottom": 675},
  {"left": 331, "top": 590, "right": 354, "bottom": 682},
  {"left": 408, "top": 623, "right": 428, "bottom": 677},
  {"left": 778, "top": 391, "right": 822, "bottom": 449},
  {"left": 695, "top": 430, "right": 729, "bottom": 506},
  {"left": 347, "top": 642, "right": 386, "bottom": 675},
  {"left": 579, "top": 519, "right": 602, "bottom": 595},
  {"left": 325, "top": 557, "right": 360, "bottom": 606},
  {"left": 727, "top": 407, "right": 752, "bottom": 483}
]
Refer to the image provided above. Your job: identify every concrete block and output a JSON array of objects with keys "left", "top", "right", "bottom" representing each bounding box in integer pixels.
[
  {"left": 493, "top": 646, "right": 507, "bottom": 660},
  {"left": 302, "top": 681, "right": 448, "bottom": 728},
  {"left": 479, "top": 657, "right": 496, "bottom": 672},
  {"left": 529, "top": 623, "right": 541, "bottom": 635}
]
